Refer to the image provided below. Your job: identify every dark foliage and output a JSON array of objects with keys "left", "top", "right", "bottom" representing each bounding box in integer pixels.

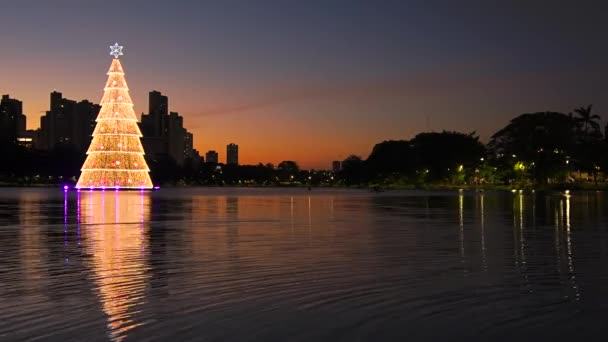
[
  {"left": 0, "top": 105, "right": 605, "bottom": 188},
  {"left": 360, "top": 131, "right": 485, "bottom": 184}
]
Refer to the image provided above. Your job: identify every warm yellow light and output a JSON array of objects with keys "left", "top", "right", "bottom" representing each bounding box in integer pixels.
[
  {"left": 76, "top": 58, "right": 153, "bottom": 189},
  {"left": 514, "top": 161, "right": 526, "bottom": 171}
]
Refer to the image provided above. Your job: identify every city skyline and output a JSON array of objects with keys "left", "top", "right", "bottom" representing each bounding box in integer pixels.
[{"left": 2, "top": 1, "right": 608, "bottom": 169}]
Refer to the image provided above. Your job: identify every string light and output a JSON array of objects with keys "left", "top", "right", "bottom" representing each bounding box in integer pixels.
[{"left": 76, "top": 49, "right": 153, "bottom": 189}]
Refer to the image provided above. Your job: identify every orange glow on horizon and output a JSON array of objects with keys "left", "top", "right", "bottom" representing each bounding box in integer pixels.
[{"left": 6, "top": 59, "right": 545, "bottom": 169}]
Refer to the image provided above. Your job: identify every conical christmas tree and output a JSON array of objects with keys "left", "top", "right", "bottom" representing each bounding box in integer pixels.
[{"left": 76, "top": 43, "right": 153, "bottom": 189}]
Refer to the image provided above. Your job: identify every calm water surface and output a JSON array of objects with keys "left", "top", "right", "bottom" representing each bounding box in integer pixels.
[{"left": 0, "top": 188, "right": 607, "bottom": 341}]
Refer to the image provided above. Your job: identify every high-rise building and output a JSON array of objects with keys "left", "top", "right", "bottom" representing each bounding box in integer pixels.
[
  {"left": 141, "top": 90, "right": 168, "bottom": 137},
  {"left": 191, "top": 148, "right": 202, "bottom": 167},
  {"left": 38, "top": 91, "right": 100, "bottom": 151},
  {"left": 205, "top": 150, "right": 218, "bottom": 164},
  {"left": 73, "top": 100, "right": 101, "bottom": 152},
  {"left": 0, "top": 94, "right": 26, "bottom": 143},
  {"left": 184, "top": 132, "right": 194, "bottom": 158},
  {"left": 227, "top": 143, "right": 238, "bottom": 165},
  {"left": 139, "top": 91, "right": 195, "bottom": 166},
  {"left": 332, "top": 160, "right": 342, "bottom": 172},
  {"left": 167, "top": 112, "right": 186, "bottom": 165},
  {"left": 16, "top": 130, "right": 35, "bottom": 149},
  {"left": 40, "top": 91, "right": 75, "bottom": 148}
]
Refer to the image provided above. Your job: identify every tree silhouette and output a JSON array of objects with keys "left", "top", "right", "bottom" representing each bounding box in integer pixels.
[
  {"left": 340, "top": 155, "right": 367, "bottom": 185},
  {"left": 489, "top": 112, "right": 576, "bottom": 184},
  {"left": 572, "top": 105, "right": 603, "bottom": 183},
  {"left": 409, "top": 131, "right": 485, "bottom": 182},
  {"left": 367, "top": 140, "right": 413, "bottom": 175},
  {"left": 277, "top": 160, "right": 299, "bottom": 182},
  {"left": 574, "top": 104, "right": 601, "bottom": 137}
]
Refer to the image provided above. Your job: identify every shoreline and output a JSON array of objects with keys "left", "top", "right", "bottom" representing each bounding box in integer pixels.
[{"left": 1, "top": 182, "right": 607, "bottom": 192}]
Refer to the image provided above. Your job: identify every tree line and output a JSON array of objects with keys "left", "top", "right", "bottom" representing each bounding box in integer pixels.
[
  {"left": 0, "top": 105, "right": 605, "bottom": 188},
  {"left": 338, "top": 105, "right": 607, "bottom": 188}
]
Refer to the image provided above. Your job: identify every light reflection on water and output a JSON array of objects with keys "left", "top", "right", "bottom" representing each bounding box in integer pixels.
[
  {"left": 0, "top": 188, "right": 607, "bottom": 340},
  {"left": 78, "top": 191, "right": 150, "bottom": 341}
]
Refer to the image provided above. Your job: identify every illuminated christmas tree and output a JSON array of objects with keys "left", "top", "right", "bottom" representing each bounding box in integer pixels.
[{"left": 76, "top": 43, "right": 153, "bottom": 189}]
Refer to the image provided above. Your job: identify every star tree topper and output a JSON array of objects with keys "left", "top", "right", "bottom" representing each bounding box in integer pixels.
[{"left": 109, "top": 43, "right": 124, "bottom": 59}]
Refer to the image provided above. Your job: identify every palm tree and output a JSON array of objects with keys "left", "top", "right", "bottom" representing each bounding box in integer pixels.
[
  {"left": 574, "top": 104, "right": 600, "bottom": 137},
  {"left": 573, "top": 105, "right": 602, "bottom": 184}
]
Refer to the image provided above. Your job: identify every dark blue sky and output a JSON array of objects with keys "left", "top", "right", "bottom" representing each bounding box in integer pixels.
[{"left": 2, "top": 0, "right": 607, "bottom": 167}]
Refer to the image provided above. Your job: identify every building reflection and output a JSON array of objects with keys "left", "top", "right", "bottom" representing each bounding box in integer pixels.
[
  {"left": 19, "top": 191, "right": 47, "bottom": 294},
  {"left": 78, "top": 191, "right": 151, "bottom": 342},
  {"left": 225, "top": 196, "right": 240, "bottom": 248}
]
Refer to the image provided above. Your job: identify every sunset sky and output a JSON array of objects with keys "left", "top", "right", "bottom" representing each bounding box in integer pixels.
[{"left": 2, "top": 0, "right": 607, "bottom": 169}]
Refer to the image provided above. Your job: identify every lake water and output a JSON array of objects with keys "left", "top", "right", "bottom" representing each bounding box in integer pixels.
[{"left": 0, "top": 188, "right": 607, "bottom": 341}]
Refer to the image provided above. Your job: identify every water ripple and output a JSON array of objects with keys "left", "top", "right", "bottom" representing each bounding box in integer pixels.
[{"left": 0, "top": 189, "right": 607, "bottom": 340}]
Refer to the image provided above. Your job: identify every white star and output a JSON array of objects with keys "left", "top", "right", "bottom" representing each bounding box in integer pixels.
[{"left": 109, "top": 43, "right": 124, "bottom": 59}]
